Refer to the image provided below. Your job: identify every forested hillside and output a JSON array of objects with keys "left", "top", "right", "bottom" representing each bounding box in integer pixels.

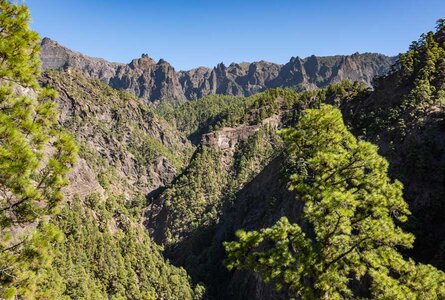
[
  {"left": 0, "top": 2, "right": 201, "bottom": 297},
  {"left": 1, "top": 1, "right": 445, "bottom": 299},
  {"left": 342, "top": 21, "right": 445, "bottom": 270},
  {"left": 146, "top": 21, "right": 445, "bottom": 299},
  {"left": 36, "top": 69, "right": 202, "bottom": 299}
]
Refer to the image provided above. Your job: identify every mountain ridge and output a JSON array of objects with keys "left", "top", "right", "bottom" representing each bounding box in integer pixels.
[{"left": 40, "top": 37, "right": 396, "bottom": 102}]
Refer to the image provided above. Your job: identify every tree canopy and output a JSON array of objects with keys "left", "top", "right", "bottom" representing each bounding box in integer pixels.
[
  {"left": 224, "top": 105, "right": 445, "bottom": 299},
  {"left": 0, "top": 1, "right": 77, "bottom": 298}
]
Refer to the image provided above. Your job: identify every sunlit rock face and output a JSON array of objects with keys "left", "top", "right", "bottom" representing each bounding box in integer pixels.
[{"left": 41, "top": 37, "right": 396, "bottom": 103}]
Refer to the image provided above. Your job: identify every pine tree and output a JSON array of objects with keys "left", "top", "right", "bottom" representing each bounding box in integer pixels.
[
  {"left": 0, "top": 1, "right": 77, "bottom": 298},
  {"left": 224, "top": 105, "right": 445, "bottom": 299}
]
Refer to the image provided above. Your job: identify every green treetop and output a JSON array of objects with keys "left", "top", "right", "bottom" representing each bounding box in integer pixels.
[
  {"left": 224, "top": 105, "right": 445, "bottom": 299},
  {"left": 0, "top": 0, "right": 40, "bottom": 87},
  {"left": 0, "top": 1, "right": 77, "bottom": 298}
]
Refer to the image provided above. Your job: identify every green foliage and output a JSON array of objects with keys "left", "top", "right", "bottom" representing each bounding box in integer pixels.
[
  {"left": 344, "top": 20, "right": 445, "bottom": 269},
  {"left": 224, "top": 105, "right": 445, "bottom": 299},
  {"left": 159, "top": 83, "right": 369, "bottom": 145},
  {"left": 155, "top": 93, "right": 251, "bottom": 140},
  {"left": 232, "top": 126, "right": 282, "bottom": 185},
  {"left": 1, "top": 2, "right": 442, "bottom": 299},
  {"left": 159, "top": 125, "right": 282, "bottom": 246},
  {"left": 0, "top": 86, "right": 77, "bottom": 226},
  {"left": 353, "top": 20, "right": 445, "bottom": 140},
  {"left": 0, "top": 1, "right": 77, "bottom": 297},
  {"left": 43, "top": 69, "right": 194, "bottom": 188},
  {"left": 0, "top": 223, "right": 64, "bottom": 299},
  {"left": 325, "top": 80, "right": 370, "bottom": 107},
  {"left": 0, "top": 0, "right": 40, "bottom": 88},
  {"left": 38, "top": 195, "right": 201, "bottom": 300},
  {"left": 163, "top": 147, "right": 230, "bottom": 243},
  {"left": 155, "top": 89, "right": 306, "bottom": 140}
]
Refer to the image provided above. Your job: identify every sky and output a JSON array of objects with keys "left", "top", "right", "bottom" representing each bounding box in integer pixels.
[{"left": 25, "top": 0, "right": 445, "bottom": 71}]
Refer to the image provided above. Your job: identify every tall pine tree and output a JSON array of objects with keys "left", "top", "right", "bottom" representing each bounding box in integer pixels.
[
  {"left": 224, "top": 105, "right": 445, "bottom": 299},
  {"left": 0, "top": 1, "right": 77, "bottom": 298}
]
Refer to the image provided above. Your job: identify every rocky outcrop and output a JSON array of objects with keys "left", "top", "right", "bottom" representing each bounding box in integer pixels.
[
  {"left": 41, "top": 38, "right": 396, "bottom": 102},
  {"left": 202, "top": 126, "right": 260, "bottom": 151},
  {"left": 269, "top": 53, "right": 395, "bottom": 90},
  {"left": 40, "top": 37, "right": 121, "bottom": 82},
  {"left": 39, "top": 69, "right": 193, "bottom": 200},
  {"left": 178, "top": 54, "right": 396, "bottom": 99},
  {"left": 109, "top": 55, "right": 185, "bottom": 102},
  {"left": 144, "top": 112, "right": 282, "bottom": 246},
  {"left": 41, "top": 39, "right": 185, "bottom": 103},
  {"left": 178, "top": 61, "right": 282, "bottom": 99}
]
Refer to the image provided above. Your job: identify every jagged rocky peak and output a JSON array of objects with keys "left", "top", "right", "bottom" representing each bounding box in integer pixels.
[
  {"left": 110, "top": 56, "right": 185, "bottom": 103},
  {"left": 41, "top": 36, "right": 54, "bottom": 45},
  {"left": 276, "top": 56, "right": 307, "bottom": 85},
  {"left": 303, "top": 55, "right": 320, "bottom": 75},
  {"left": 178, "top": 66, "right": 213, "bottom": 99},
  {"left": 40, "top": 37, "right": 72, "bottom": 70},
  {"left": 40, "top": 37, "right": 121, "bottom": 81},
  {"left": 129, "top": 53, "right": 156, "bottom": 68},
  {"left": 227, "top": 62, "right": 248, "bottom": 77},
  {"left": 40, "top": 38, "right": 396, "bottom": 102},
  {"left": 215, "top": 62, "right": 227, "bottom": 73}
]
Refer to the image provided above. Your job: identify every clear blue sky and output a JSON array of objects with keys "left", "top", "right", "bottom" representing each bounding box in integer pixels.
[{"left": 26, "top": 0, "right": 445, "bottom": 71}]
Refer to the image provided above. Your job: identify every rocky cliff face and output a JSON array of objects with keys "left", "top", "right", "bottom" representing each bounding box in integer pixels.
[
  {"left": 178, "top": 61, "right": 282, "bottom": 99},
  {"left": 39, "top": 69, "right": 194, "bottom": 199},
  {"left": 179, "top": 54, "right": 395, "bottom": 99},
  {"left": 41, "top": 38, "right": 396, "bottom": 102},
  {"left": 270, "top": 53, "right": 394, "bottom": 89},
  {"left": 40, "top": 37, "right": 121, "bottom": 82},
  {"left": 109, "top": 56, "right": 186, "bottom": 102},
  {"left": 41, "top": 39, "right": 186, "bottom": 103}
]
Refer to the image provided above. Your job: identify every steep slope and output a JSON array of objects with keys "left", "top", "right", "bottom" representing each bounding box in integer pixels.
[
  {"left": 37, "top": 23, "right": 445, "bottom": 300},
  {"left": 212, "top": 154, "right": 300, "bottom": 300},
  {"left": 145, "top": 123, "right": 282, "bottom": 246},
  {"left": 41, "top": 38, "right": 394, "bottom": 102},
  {"left": 40, "top": 69, "right": 193, "bottom": 197},
  {"left": 41, "top": 38, "right": 186, "bottom": 103},
  {"left": 37, "top": 69, "right": 201, "bottom": 299},
  {"left": 164, "top": 154, "right": 300, "bottom": 300},
  {"left": 147, "top": 35, "right": 445, "bottom": 294},
  {"left": 179, "top": 53, "right": 394, "bottom": 99},
  {"left": 110, "top": 56, "right": 185, "bottom": 102},
  {"left": 144, "top": 88, "right": 326, "bottom": 298},
  {"left": 40, "top": 37, "right": 121, "bottom": 82},
  {"left": 342, "top": 22, "right": 445, "bottom": 269}
]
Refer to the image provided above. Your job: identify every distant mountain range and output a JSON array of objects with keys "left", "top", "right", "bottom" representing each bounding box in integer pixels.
[{"left": 40, "top": 37, "right": 396, "bottom": 102}]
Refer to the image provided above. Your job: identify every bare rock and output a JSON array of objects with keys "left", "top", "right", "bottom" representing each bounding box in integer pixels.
[{"left": 41, "top": 38, "right": 396, "bottom": 102}]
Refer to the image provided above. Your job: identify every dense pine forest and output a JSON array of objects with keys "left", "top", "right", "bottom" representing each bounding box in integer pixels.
[{"left": 0, "top": 1, "right": 445, "bottom": 299}]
